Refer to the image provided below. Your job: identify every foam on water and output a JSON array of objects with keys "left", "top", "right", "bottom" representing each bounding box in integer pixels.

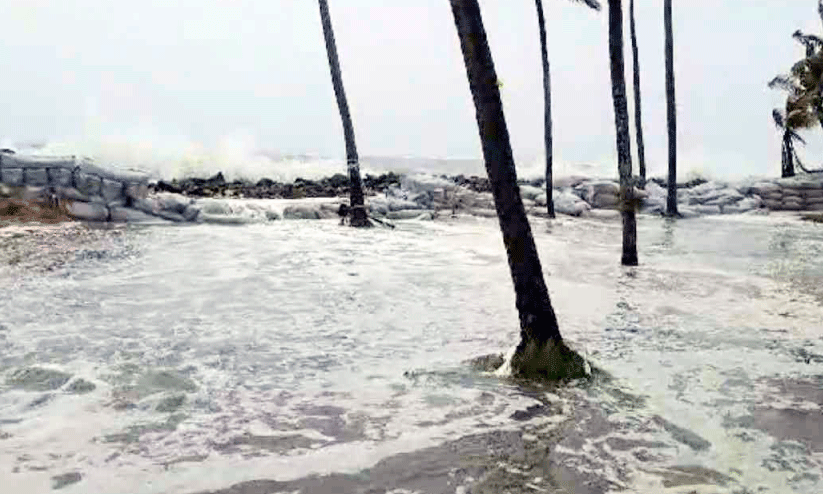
[{"left": 1, "top": 214, "right": 822, "bottom": 493}]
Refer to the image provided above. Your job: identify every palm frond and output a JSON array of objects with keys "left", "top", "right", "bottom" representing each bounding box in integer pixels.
[
  {"left": 773, "top": 108, "right": 786, "bottom": 130},
  {"left": 570, "top": 0, "right": 601, "bottom": 11},
  {"left": 788, "top": 129, "right": 807, "bottom": 145},
  {"left": 793, "top": 30, "right": 823, "bottom": 56},
  {"left": 768, "top": 74, "right": 798, "bottom": 93}
]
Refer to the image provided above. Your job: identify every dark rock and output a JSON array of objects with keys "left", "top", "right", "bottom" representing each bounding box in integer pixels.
[
  {"left": 156, "top": 181, "right": 183, "bottom": 194},
  {"left": 66, "top": 378, "right": 96, "bottom": 394},
  {"left": 256, "top": 178, "right": 276, "bottom": 188},
  {"left": 205, "top": 172, "right": 226, "bottom": 185},
  {"left": 52, "top": 472, "right": 82, "bottom": 490}
]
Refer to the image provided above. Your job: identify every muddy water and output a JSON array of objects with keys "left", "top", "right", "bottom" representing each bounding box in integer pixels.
[{"left": 0, "top": 212, "right": 821, "bottom": 493}]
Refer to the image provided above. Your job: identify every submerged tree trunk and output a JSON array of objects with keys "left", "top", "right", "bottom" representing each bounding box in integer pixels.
[
  {"left": 535, "top": 0, "right": 555, "bottom": 218},
  {"left": 607, "top": 0, "right": 638, "bottom": 266},
  {"left": 664, "top": 0, "right": 678, "bottom": 216},
  {"left": 629, "top": 0, "right": 646, "bottom": 188},
  {"left": 449, "top": 0, "right": 587, "bottom": 380},
  {"left": 318, "top": 0, "right": 370, "bottom": 227}
]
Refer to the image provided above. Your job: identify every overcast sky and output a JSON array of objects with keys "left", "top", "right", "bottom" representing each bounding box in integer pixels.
[{"left": 0, "top": 0, "right": 821, "bottom": 180}]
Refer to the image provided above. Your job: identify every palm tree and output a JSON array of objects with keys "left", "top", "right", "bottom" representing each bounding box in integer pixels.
[
  {"left": 534, "top": 0, "right": 601, "bottom": 218},
  {"left": 772, "top": 108, "right": 809, "bottom": 178},
  {"left": 664, "top": 0, "right": 677, "bottom": 216},
  {"left": 607, "top": 0, "right": 638, "bottom": 266},
  {"left": 449, "top": 0, "right": 587, "bottom": 379},
  {"left": 317, "top": 0, "right": 370, "bottom": 227},
  {"left": 629, "top": 0, "right": 646, "bottom": 187}
]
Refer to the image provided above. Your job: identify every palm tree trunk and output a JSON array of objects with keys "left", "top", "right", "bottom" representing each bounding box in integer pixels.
[
  {"left": 607, "top": 0, "right": 638, "bottom": 266},
  {"left": 664, "top": 0, "right": 678, "bottom": 216},
  {"left": 449, "top": 0, "right": 586, "bottom": 380},
  {"left": 317, "top": 0, "right": 370, "bottom": 227},
  {"left": 535, "top": 0, "right": 555, "bottom": 218},
  {"left": 782, "top": 131, "right": 795, "bottom": 178},
  {"left": 629, "top": 0, "right": 646, "bottom": 188}
]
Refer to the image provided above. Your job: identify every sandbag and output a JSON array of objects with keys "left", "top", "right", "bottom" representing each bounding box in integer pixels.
[
  {"left": 1, "top": 168, "right": 23, "bottom": 186},
  {"left": 518, "top": 185, "right": 544, "bottom": 201},
  {"left": 125, "top": 182, "right": 149, "bottom": 200},
  {"left": 54, "top": 186, "right": 91, "bottom": 202},
  {"left": 47, "top": 167, "right": 74, "bottom": 187},
  {"left": 109, "top": 207, "right": 164, "bottom": 223},
  {"left": 762, "top": 199, "right": 782, "bottom": 210},
  {"left": 73, "top": 171, "right": 102, "bottom": 196},
  {"left": 591, "top": 192, "right": 619, "bottom": 209},
  {"left": 694, "top": 205, "right": 721, "bottom": 215},
  {"left": 65, "top": 201, "right": 109, "bottom": 221},
  {"left": 283, "top": 205, "right": 322, "bottom": 220},
  {"left": 387, "top": 209, "right": 435, "bottom": 220},
  {"left": 23, "top": 168, "right": 49, "bottom": 186},
  {"left": 101, "top": 179, "right": 125, "bottom": 203}
]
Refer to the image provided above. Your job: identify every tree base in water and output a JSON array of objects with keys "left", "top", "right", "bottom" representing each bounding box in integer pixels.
[{"left": 510, "top": 338, "right": 589, "bottom": 381}]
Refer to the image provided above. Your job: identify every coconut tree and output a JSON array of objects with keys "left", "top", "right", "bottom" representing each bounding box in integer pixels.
[
  {"left": 534, "top": 0, "right": 601, "bottom": 218},
  {"left": 449, "top": 0, "right": 587, "bottom": 379},
  {"left": 317, "top": 0, "right": 370, "bottom": 227},
  {"left": 629, "top": 0, "right": 646, "bottom": 187},
  {"left": 664, "top": 0, "right": 677, "bottom": 216},
  {"left": 607, "top": 0, "right": 638, "bottom": 266}
]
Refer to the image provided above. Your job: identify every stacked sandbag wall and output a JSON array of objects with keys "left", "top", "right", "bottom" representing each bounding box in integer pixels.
[{"left": 0, "top": 153, "right": 152, "bottom": 222}]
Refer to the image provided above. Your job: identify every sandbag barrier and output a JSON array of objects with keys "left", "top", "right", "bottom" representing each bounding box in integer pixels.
[{"left": 0, "top": 153, "right": 152, "bottom": 222}]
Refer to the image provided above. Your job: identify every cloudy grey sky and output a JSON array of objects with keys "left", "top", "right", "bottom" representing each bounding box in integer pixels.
[{"left": 0, "top": 0, "right": 821, "bottom": 180}]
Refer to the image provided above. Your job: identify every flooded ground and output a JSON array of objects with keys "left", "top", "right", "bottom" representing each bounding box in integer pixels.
[{"left": 0, "top": 211, "right": 822, "bottom": 493}]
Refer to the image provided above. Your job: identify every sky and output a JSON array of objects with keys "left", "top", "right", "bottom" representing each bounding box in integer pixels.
[{"left": 0, "top": 0, "right": 822, "bottom": 180}]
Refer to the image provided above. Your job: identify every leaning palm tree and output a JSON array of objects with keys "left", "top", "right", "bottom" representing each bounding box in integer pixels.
[
  {"left": 607, "top": 0, "right": 638, "bottom": 266},
  {"left": 450, "top": 0, "right": 587, "bottom": 379},
  {"left": 772, "top": 108, "right": 810, "bottom": 178},
  {"left": 629, "top": 0, "right": 646, "bottom": 187},
  {"left": 534, "top": 0, "right": 601, "bottom": 218},
  {"left": 317, "top": 0, "right": 370, "bottom": 227},
  {"left": 664, "top": 0, "right": 677, "bottom": 216}
]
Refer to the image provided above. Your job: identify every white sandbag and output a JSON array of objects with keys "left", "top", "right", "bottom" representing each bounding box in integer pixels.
[
  {"left": 197, "top": 213, "right": 260, "bottom": 225},
  {"left": 554, "top": 191, "right": 590, "bottom": 217},
  {"left": 591, "top": 192, "right": 619, "bottom": 209},
  {"left": 54, "top": 186, "right": 91, "bottom": 202},
  {"left": 154, "top": 193, "right": 191, "bottom": 214},
  {"left": 125, "top": 182, "right": 149, "bottom": 200},
  {"left": 182, "top": 205, "right": 200, "bottom": 222},
  {"left": 283, "top": 205, "right": 322, "bottom": 220},
  {"left": 534, "top": 193, "right": 547, "bottom": 207},
  {"left": 65, "top": 201, "right": 109, "bottom": 221},
  {"left": 694, "top": 204, "right": 721, "bottom": 215},
  {"left": 109, "top": 207, "right": 165, "bottom": 223},
  {"left": 2, "top": 168, "right": 24, "bottom": 186},
  {"left": 781, "top": 199, "right": 803, "bottom": 211},
  {"left": 803, "top": 188, "right": 823, "bottom": 199},
  {"left": 73, "top": 171, "right": 102, "bottom": 196},
  {"left": 762, "top": 199, "right": 782, "bottom": 210},
  {"left": 0, "top": 154, "right": 76, "bottom": 170},
  {"left": 518, "top": 185, "right": 543, "bottom": 201},
  {"left": 387, "top": 197, "right": 421, "bottom": 212},
  {"left": 24, "top": 168, "right": 48, "bottom": 186},
  {"left": 47, "top": 167, "right": 74, "bottom": 187},
  {"left": 806, "top": 202, "right": 823, "bottom": 211},
  {"left": 387, "top": 209, "right": 435, "bottom": 220},
  {"left": 677, "top": 206, "right": 700, "bottom": 219},
  {"left": 101, "top": 179, "right": 124, "bottom": 203}
]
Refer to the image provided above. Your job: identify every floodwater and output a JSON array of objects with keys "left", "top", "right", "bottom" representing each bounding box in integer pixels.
[{"left": 1, "top": 210, "right": 822, "bottom": 493}]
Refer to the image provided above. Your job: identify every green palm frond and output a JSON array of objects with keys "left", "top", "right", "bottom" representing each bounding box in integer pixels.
[{"left": 793, "top": 30, "right": 823, "bottom": 56}]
